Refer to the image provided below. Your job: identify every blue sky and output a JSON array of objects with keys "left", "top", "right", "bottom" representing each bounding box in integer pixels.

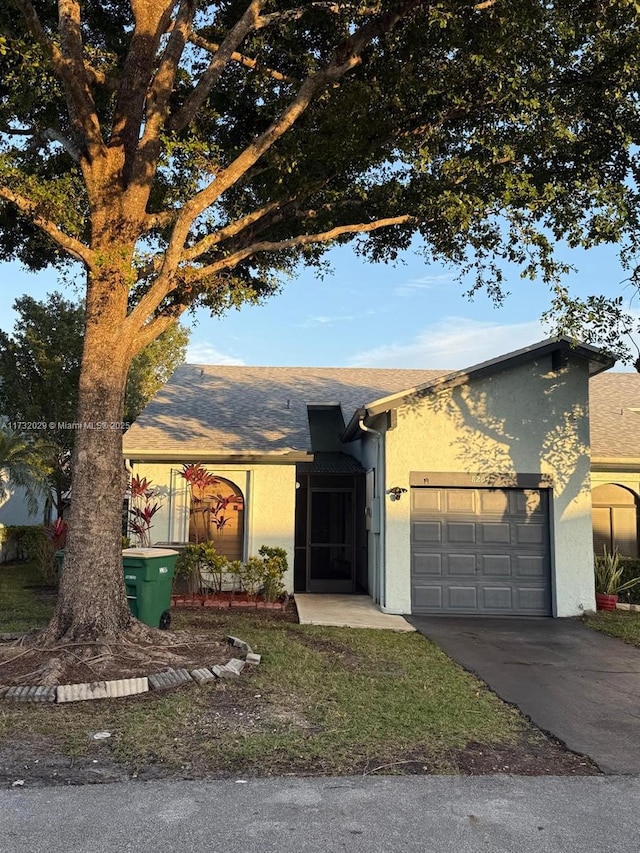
[{"left": 0, "top": 238, "right": 634, "bottom": 371}]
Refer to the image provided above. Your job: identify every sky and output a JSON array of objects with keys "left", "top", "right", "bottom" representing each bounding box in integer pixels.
[{"left": 0, "top": 238, "right": 635, "bottom": 372}]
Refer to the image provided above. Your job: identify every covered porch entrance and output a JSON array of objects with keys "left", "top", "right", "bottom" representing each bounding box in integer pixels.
[{"left": 293, "top": 457, "right": 367, "bottom": 594}]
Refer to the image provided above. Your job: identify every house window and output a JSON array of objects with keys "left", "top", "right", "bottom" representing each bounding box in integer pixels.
[
  {"left": 188, "top": 476, "right": 245, "bottom": 561},
  {"left": 592, "top": 483, "right": 639, "bottom": 558}
]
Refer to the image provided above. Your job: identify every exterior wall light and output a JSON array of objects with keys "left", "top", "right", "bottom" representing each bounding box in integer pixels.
[{"left": 387, "top": 486, "right": 407, "bottom": 501}]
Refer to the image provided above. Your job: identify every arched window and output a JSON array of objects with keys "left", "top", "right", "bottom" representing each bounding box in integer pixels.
[
  {"left": 592, "top": 483, "right": 639, "bottom": 558},
  {"left": 189, "top": 476, "right": 245, "bottom": 561}
]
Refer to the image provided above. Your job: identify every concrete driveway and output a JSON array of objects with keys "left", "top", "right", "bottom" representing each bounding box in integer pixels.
[{"left": 408, "top": 616, "right": 640, "bottom": 775}]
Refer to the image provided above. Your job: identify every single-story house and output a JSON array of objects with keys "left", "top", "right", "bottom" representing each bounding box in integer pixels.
[
  {"left": 123, "top": 336, "right": 630, "bottom": 618},
  {"left": 589, "top": 371, "right": 640, "bottom": 559}
]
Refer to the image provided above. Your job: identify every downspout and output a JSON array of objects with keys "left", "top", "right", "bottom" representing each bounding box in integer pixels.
[{"left": 358, "top": 417, "right": 385, "bottom": 608}]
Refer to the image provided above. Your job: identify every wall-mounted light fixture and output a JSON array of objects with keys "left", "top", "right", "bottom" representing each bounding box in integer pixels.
[{"left": 387, "top": 486, "right": 407, "bottom": 501}]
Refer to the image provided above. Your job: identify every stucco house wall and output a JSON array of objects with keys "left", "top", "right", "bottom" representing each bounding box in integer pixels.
[
  {"left": 381, "top": 355, "right": 594, "bottom": 616},
  {"left": 127, "top": 461, "right": 297, "bottom": 592}
]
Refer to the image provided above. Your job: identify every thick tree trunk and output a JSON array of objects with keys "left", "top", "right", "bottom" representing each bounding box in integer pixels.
[{"left": 43, "top": 281, "right": 134, "bottom": 642}]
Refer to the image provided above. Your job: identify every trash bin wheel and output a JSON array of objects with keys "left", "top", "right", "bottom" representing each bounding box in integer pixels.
[{"left": 159, "top": 610, "right": 171, "bottom": 630}]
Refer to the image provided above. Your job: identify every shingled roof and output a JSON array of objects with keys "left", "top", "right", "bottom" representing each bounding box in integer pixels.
[
  {"left": 122, "top": 364, "right": 445, "bottom": 457},
  {"left": 589, "top": 372, "right": 640, "bottom": 462},
  {"left": 123, "top": 354, "right": 636, "bottom": 463}
]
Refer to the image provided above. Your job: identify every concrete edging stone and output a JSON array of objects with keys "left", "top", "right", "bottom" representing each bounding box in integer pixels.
[{"left": 0, "top": 637, "right": 259, "bottom": 704}]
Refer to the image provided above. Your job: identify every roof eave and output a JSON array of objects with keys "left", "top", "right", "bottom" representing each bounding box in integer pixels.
[
  {"left": 123, "top": 450, "right": 312, "bottom": 464},
  {"left": 364, "top": 337, "right": 615, "bottom": 417},
  {"left": 590, "top": 456, "right": 640, "bottom": 472}
]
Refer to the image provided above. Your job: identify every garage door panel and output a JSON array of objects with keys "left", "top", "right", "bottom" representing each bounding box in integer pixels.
[
  {"left": 412, "top": 488, "right": 442, "bottom": 512},
  {"left": 446, "top": 490, "right": 476, "bottom": 513},
  {"left": 481, "top": 522, "right": 511, "bottom": 543},
  {"left": 411, "top": 486, "right": 551, "bottom": 616},
  {"left": 516, "top": 555, "right": 546, "bottom": 577},
  {"left": 516, "top": 587, "right": 549, "bottom": 611},
  {"left": 482, "top": 555, "right": 511, "bottom": 576},
  {"left": 448, "top": 522, "right": 476, "bottom": 543},
  {"left": 446, "top": 585, "right": 478, "bottom": 609},
  {"left": 413, "top": 521, "right": 441, "bottom": 542},
  {"left": 482, "top": 587, "right": 513, "bottom": 610},
  {"left": 479, "top": 491, "right": 509, "bottom": 514},
  {"left": 516, "top": 523, "right": 545, "bottom": 544},
  {"left": 448, "top": 554, "right": 477, "bottom": 575},
  {"left": 413, "top": 584, "right": 443, "bottom": 609},
  {"left": 413, "top": 553, "right": 442, "bottom": 575}
]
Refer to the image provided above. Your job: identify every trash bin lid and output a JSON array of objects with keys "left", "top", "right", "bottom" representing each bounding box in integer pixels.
[{"left": 122, "top": 547, "right": 179, "bottom": 557}]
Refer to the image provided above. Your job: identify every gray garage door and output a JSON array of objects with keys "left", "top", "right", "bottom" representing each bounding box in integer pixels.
[{"left": 411, "top": 486, "right": 551, "bottom": 615}]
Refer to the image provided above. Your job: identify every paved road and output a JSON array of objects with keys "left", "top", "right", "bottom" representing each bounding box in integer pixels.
[
  {"left": 2, "top": 776, "right": 640, "bottom": 853},
  {"left": 409, "top": 616, "right": 640, "bottom": 774}
]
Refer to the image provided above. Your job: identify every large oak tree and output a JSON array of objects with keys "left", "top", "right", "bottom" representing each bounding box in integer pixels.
[{"left": 1, "top": 0, "right": 639, "bottom": 643}]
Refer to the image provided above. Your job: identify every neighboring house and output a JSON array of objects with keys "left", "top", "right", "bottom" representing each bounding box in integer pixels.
[
  {"left": 123, "top": 336, "right": 619, "bottom": 618},
  {"left": 589, "top": 372, "right": 640, "bottom": 559},
  {"left": 0, "top": 486, "right": 47, "bottom": 563}
]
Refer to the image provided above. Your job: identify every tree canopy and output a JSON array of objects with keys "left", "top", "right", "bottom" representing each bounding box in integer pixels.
[
  {"left": 2, "top": 0, "right": 640, "bottom": 646},
  {"left": 1, "top": 1, "right": 639, "bottom": 360}
]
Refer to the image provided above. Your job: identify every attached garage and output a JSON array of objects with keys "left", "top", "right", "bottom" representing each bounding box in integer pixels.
[{"left": 410, "top": 477, "right": 552, "bottom": 616}]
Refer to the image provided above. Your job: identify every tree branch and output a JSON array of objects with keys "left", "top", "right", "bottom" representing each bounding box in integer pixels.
[
  {"left": 256, "top": 3, "right": 384, "bottom": 26},
  {"left": 186, "top": 215, "right": 415, "bottom": 283},
  {"left": 110, "top": 0, "right": 182, "bottom": 179},
  {"left": 0, "top": 185, "right": 93, "bottom": 265},
  {"left": 166, "top": 0, "right": 425, "bottom": 270},
  {"left": 12, "top": 0, "right": 104, "bottom": 155},
  {"left": 129, "top": 309, "right": 187, "bottom": 357},
  {"left": 182, "top": 198, "right": 291, "bottom": 261},
  {"left": 168, "top": 0, "right": 267, "bottom": 135},
  {"left": 188, "top": 32, "right": 297, "bottom": 84}
]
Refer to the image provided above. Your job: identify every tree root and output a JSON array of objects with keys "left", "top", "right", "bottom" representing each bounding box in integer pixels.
[{"left": 0, "top": 623, "right": 229, "bottom": 687}]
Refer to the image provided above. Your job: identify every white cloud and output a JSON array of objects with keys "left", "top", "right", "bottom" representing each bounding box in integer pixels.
[
  {"left": 347, "top": 316, "right": 551, "bottom": 370},
  {"left": 186, "top": 341, "right": 245, "bottom": 365},
  {"left": 393, "top": 272, "right": 456, "bottom": 296},
  {"left": 297, "top": 313, "right": 355, "bottom": 328}
]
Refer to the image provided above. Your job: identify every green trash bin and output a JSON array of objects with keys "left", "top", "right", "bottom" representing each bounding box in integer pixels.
[
  {"left": 56, "top": 548, "right": 178, "bottom": 630},
  {"left": 122, "top": 548, "right": 178, "bottom": 630}
]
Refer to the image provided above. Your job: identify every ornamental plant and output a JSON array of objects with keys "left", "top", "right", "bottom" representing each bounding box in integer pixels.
[
  {"left": 128, "top": 474, "right": 163, "bottom": 548},
  {"left": 594, "top": 546, "right": 640, "bottom": 596}
]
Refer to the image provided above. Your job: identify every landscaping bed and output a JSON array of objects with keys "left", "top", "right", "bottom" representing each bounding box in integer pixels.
[{"left": 0, "top": 563, "right": 600, "bottom": 785}]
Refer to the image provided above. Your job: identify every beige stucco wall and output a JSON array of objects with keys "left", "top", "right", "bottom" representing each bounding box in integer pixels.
[
  {"left": 381, "top": 355, "right": 594, "bottom": 617},
  {"left": 128, "top": 461, "right": 297, "bottom": 592}
]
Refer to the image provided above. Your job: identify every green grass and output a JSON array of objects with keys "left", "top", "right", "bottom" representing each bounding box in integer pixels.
[
  {"left": 0, "top": 579, "right": 533, "bottom": 778},
  {"left": 581, "top": 609, "right": 640, "bottom": 647},
  {"left": 0, "top": 562, "right": 55, "bottom": 632}
]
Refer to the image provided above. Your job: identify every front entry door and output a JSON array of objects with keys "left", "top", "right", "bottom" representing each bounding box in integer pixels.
[{"left": 308, "top": 489, "right": 355, "bottom": 593}]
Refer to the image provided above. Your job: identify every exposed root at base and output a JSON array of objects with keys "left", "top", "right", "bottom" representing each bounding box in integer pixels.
[{"left": 0, "top": 625, "right": 229, "bottom": 687}]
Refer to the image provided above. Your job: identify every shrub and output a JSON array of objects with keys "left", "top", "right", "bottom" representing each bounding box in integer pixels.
[
  {"left": 21, "top": 525, "right": 57, "bottom": 585},
  {"left": 617, "top": 558, "right": 640, "bottom": 605},
  {"left": 257, "top": 545, "right": 288, "bottom": 602},
  {"left": 175, "top": 541, "right": 230, "bottom": 594}
]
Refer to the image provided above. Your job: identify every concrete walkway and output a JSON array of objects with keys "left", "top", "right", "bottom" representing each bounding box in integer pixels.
[
  {"left": 409, "top": 616, "right": 640, "bottom": 774},
  {"left": 295, "top": 594, "right": 415, "bottom": 631}
]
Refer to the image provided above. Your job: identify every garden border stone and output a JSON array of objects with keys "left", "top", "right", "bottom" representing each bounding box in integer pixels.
[{"left": 0, "top": 636, "right": 259, "bottom": 703}]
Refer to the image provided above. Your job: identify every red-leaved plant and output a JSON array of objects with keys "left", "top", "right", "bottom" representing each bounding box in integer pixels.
[
  {"left": 45, "top": 517, "right": 68, "bottom": 551},
  {"left": 128, "top": 473, "right": 163, "bottom": 548},
  {"left": 179, "top": 463, "right": 242, "bottom": 544}
]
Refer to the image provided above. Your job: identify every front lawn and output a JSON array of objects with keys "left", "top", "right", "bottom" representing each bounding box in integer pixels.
[
  {"left": 0, "top": 562, "right": 55, "bottom": 633},
  {"left": 0, "top": 566, "right": 597, "bottom": 782},
  {"left": 581, "top": 609, "right": 640, "bottom": 647}
]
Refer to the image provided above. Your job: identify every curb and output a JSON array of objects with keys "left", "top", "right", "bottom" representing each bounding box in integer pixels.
[{"left": 0, "top": 636, "right": 259, "bottom": 704}]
